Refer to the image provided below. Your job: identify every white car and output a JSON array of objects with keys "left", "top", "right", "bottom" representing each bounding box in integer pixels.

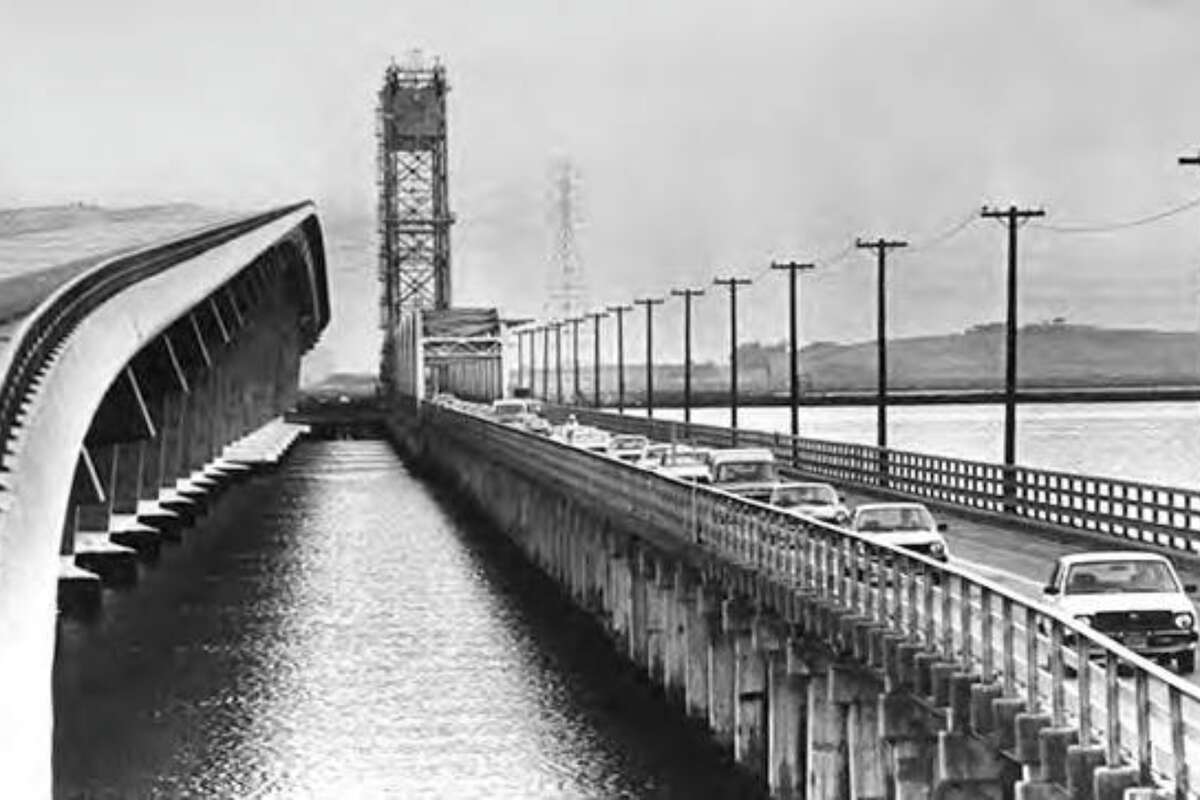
[
  {"left": 849, "top": 502, "right": 949, "bottom": 562},
  {"left": 770, "top": 482, "right": 850, "bottom": 526},
  {"left": 653, "top": 450, "right": 712, "bottom": 484},
  {"left": 708, "top": 448, "right": 780, "bottom": 502},
  {"left": 1042, "top": 551, "right": 1198, "bottom": 673},
  {"left": 553, "top": 424, "right": 611, "bottom": 454},
  {"left": 491, "top": 398, "right": 531, "bottom": 425},
  {"left": 609, "top": 434, "right": 650, "bottom": 463}
]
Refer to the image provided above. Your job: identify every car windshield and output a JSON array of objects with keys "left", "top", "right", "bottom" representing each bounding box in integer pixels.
[
  {"left": 773, "top": 485, "right": 837, "bottom": 507},
  {"left": 855, "top": 506, "right": 935, "bottom": 532},
  {"left": 714, "top": 461, "right": 777, "bottom": 483},
  {"left": 1064, "top": 561, "right": 1180, "bottom": 595}
]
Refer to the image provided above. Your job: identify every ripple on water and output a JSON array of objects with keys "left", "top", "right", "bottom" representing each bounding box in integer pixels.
[{"left": 54, "top": 440, "right": 752, "bottom": 799}]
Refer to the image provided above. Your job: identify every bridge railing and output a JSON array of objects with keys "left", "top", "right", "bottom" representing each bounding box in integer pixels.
[
  {"left": 429, "top": 400, "right": 1200, "bottom": 798},
  {"left": 542, "top": 406, "right": 1200, "bottom": 559},
  {"left": 0, "top": 202, "right": 309, "bottom": 473}
]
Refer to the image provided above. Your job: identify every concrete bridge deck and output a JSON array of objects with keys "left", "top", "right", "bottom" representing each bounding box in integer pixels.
[{"left": 0, "top": 203, "right": 330, "bottom": 797}]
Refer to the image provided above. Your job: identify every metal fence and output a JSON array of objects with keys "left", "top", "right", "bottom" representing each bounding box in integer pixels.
[
  {"left": 541, "top": 406, "right": 1200, "bottom": 558},
  {"left": 427, "top": 400, "right": 1200, "bottom": 798}
]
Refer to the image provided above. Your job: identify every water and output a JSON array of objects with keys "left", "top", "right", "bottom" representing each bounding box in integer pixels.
[
  {"left": 54, "top": 439, "right": 749, "bottom": 799},
  {"left": 641, "top": 401, "right": 1200, "bottom": 489}
]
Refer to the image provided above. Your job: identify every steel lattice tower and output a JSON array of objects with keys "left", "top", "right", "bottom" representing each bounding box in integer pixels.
[
  {"left": 544, "top": 159, "right": 587, "bottom": 320},
  {"left": 377, "top": 55, "right": 453, "bottom": 380}
]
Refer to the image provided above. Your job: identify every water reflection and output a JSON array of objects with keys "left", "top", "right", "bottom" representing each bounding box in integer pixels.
[{"left": 54, "top": 440, "right": 751, "bottom": 799}]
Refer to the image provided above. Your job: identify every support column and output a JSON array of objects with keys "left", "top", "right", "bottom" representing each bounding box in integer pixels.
[
  {"left": 664, "top": 569, "right": 691, "bottom": 709},
  {"left": 769, "top": 637, "right": 810, "bottom": 800},
  {"left": 686, "top": 585, "right": 718, "bottom": 722},
  {"left": 70, "top": 446, "right": 137, "bottom": 586},
  {"left": 807, "top": 667, "right": 849, "bottom": 799},
  {"left": 628, "top": 551, "right": 649, "bottom": 671},
  {"left": 708, "top": 596, "right": 737, "bottom": 750},
  {"left": 107, "top": 441, "right": 159, "bottom": 558}
]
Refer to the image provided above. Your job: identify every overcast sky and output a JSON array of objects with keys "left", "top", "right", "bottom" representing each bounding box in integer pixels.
[{"left": 4, "top": 0, "right": 1200, "bottom": 372}]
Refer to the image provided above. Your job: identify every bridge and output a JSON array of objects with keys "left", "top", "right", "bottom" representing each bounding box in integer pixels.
[
  {"left": 0, "top": 202, "right": 329, "bottom": 795},
  {"left": 13, "top": 56, "right": 1200, "bottom": 800}
]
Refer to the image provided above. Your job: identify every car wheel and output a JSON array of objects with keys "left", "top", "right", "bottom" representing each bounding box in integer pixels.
[{"left": 1178, "top": 650, "right": 1196, "bottom": 675}]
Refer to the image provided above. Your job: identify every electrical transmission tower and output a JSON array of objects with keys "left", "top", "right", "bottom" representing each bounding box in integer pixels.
[
  {"left": 376, "top": 53, "right": 453, "bottom": 382},
  {"left": 544, "top": 159, "right": 588, "bottom": 320}
]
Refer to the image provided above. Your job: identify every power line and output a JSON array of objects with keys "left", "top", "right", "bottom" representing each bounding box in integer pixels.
[
  {"left": 1033, "top": 193, "right": 1200, "bottom": 234},
  {"left": 907, "top": 211, "right": 979, "bottom": 252}
]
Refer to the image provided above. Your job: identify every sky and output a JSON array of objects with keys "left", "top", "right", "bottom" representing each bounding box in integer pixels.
[{"left": 4, "top": 0, "right": 1200, "bottom": 373}]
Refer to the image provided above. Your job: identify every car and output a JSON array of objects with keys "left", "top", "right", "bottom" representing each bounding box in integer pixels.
[
  {"left": 491, "top": 398, "right": 531, "bottom": 425},
  {"left": 522, "top": 415, "right": 553, "bottom": 436},
  {"left": 849, "top": 502, "right": 949, "bottom": 561},
  {"left": 636, "top": 442, "right": 674, "bottom": 467},
  {"left": 553, "top": 423, "right": 612, "bottom": 454},
  {"left": 769, "top": 482, "right": 850, "bottom": 526},
  {"left": 609, "top": 434, "right": 650, "bottom": 463},
  {"left": 708, "top": 448, "right": 780, "bottom": 501},
  {"left": 1042, "top": 551, "right": 1198, "bottom": 673},
  {"left": 653, "top": 449, "right": 712, "bottom": 484}
]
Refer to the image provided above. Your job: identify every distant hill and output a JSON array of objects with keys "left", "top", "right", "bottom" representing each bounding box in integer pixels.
[
  {"left": 737, "top": 322, "right": 1200, "bottom": 393},
  {"left": 513, "top": 322, "right": 1200, "bottom": 402},
  {"left": 0, "top": 202, "right": 218, "bottom": 239}
]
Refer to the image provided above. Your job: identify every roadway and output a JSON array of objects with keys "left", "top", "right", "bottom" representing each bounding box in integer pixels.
[
  {"left": 567, "top": 417, "right": 1200, "bottom": 689},
  {"left": 0, "top": 205, "right": 235, "bottom": 377}
]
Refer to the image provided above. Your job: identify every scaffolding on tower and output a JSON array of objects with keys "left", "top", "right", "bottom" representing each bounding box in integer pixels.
[{"left": 376, "top": 53, "right": 453, "bottom": 388}]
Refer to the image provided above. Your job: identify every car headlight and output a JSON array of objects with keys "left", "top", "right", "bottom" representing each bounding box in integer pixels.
[
  {"left": 1175, "top": 613, "right": 1194, "bottom": 630},
  {"left": 1074, "top": 614, "right": 1094, "bottom": 627}
]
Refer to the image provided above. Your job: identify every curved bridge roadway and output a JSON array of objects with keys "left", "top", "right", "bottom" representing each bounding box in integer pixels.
[{"left": 0, "top": 203, "right": 329, "bottom": 798}]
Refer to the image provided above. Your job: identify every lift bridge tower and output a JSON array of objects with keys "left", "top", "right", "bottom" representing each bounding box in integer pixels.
[{"left": 377, "top": 54, "right": 453, "bottom": 387}]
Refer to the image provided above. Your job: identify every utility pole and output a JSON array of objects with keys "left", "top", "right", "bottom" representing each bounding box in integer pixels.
[
  {"left": 607, "top": 304, "right": 632, "bottom": 413},
  {"left": 981, "top": 204, "right": 1045, "bottom": 512},
  {"left": 587, "top": 310, "right": 606, "bottom": 407},
  {"left": 553, "top": 321, "right": 564, "bottom": 404},
  {"left": 713, "top": 276, "right": 753, "bottom": 442},
  {"left": 771, "top": 262, "right": 815, "bottom": 459},
  {"left": 516, "top": 329, "right": 525, "bottom": 389},
  {"left": 634, "top": 298, "right": 665, "bottom": 418},
  {"left": 1179, "top": 151, "right": 1200, "bottom": 392},
  {"left": 854, "top": 238, "right": 908, "bottom": 463},
  {"left": 568, "top": 316, "right": 583, "bottom": 404},
  {"left": 541, "top": 324, "right": 550, "bottom": 401},
  {"left": 670, "top": 288, "right": 705, "bottom": 427},
  {"left": 530, "top": 328, "right": 540, "bottom": 393}
]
